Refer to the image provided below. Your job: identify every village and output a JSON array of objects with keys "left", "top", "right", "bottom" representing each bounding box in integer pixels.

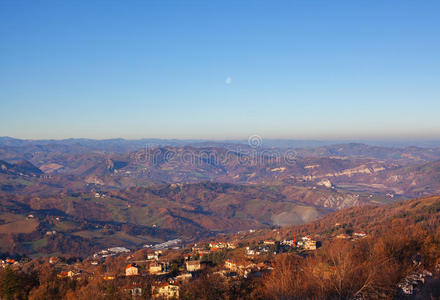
[
  {"left": 0, "top": 220, "right": 380, "bottom": 299},
  {"left": 1, "top": 233, "right": 326, "bottom": 299},
  {"left": 2, "top": 222, "right": 438, "bottom": 299}
]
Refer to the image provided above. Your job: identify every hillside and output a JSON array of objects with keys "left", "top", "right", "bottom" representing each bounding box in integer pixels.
[
  {"left": 0, "top": 180, "right": 346, "bottom": 256},
  {"left": 0, "top": 160, "right": 42, "bottom": 177},
  {"left": 238, "top": 195, "right": 440, "bottom": 246}
]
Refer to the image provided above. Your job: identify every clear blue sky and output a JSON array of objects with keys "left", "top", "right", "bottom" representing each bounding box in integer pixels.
[{"left": 1, "top": 0, "right": 439, "bottom": 140}]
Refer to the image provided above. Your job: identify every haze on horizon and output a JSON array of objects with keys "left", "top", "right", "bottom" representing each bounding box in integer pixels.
[{"left": 1, "top": 1, "right": 439, "bottom": 140}]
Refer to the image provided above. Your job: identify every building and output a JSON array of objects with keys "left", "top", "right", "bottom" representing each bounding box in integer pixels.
[
  {"left": 125, "top": 264, "right": 139, "bottom": 276},
  {"left": 246, "top": 247, "right": 256, "bottom": 256},
  {"left": 173, "top": 273, "right": 192, "bottom": 283},
  {"left": 354, "top": 232, "right": 367, "bottom": 238},
  {"left": 281, "top": 239, "right": 296, "bottom": 247},
  {"left": 149, "top": 262, "right": 163, "bottom": 275},
  {"left": 209, "top": 242, "right": 226, "bottom": 249},
  {"left": 152, "top": 283, "right": 179, "bottom": 299},
  {"left": 57, "top": 270, "right": 78, "bottom": 278},
  {"left": 185, "top": 260, "right": 201, "bottom": 272},
  {"left": 224, "top": 259, "right": 238, "bottom": 272},
  {"left": 224, "top": 259, "right": 258, "bottom": 278},
  {"left": 304, "top": 240, "right": 317, "bottom": 250},
  {"left": 263, "top": 240, "right": 276, "bottom": 245},
  {"left": 49, "top": 257, "right": 59, "bottom": 264}
]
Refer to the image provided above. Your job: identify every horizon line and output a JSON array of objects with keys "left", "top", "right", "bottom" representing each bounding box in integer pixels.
[{"left": 2, "top": 135, "right": 440, "bottom": 143}]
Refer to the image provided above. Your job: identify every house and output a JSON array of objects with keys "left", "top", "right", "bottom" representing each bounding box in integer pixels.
[
  {"left": 152, "top": 283, "right": 179, "bottom": 299},
  {"left": 149, "top": 262, "right": 163, "bottom": 275},
  {"left": 224, "top": 259, "right": 238, "bottom": 272},
  {"left": 125, "top": 264, "right": 139, "bottom": 276},
  {"left": 354, "top": 232, "right": 367, "bottom": 238},
  {"left": 224, "top": 259, "right": 257, "bottom": 278},
  {"left": 185, "top": 260, "right": 201, "bottom": 272},
  {"left": 304, "top": 240, "right": 317, "bottom": 250},
  {"left": 263, "top": 240, "right": 276, "bottom": 245},
  {"left": 281, "top": 239, "right": 296, "bottom": 247},
  {"left": 57, "top": 270, "right": 78, "bottom": 278},
  {"left": 49, "top": 257, "right": 59, "bottom": 264},
  {"left": 173, "top": 273, "right": 192, "bottom": 283},
  {"left": 225, "top": 259, "right": 254, "bottom": 272},
  {"left": 209, "top": 242, "right": 224, "bottom": 248},
  {"left": 246, "top": 247, "right": 256, "bottom": 256}
]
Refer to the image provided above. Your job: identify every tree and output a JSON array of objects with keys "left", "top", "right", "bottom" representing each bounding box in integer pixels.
[{"left": 0, "top": 267, "right": 21, "bottom": 300}]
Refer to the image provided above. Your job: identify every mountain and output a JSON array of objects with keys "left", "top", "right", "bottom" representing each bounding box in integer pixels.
[
  {"left": 0, "top": 160, "right": 42, "bottom": 177},
  {"left": 324, "top": 159, "right": 440, "bottom": 198},
  {"left": 295, "top": 143, "right": 440, "bottom": 164},
  {"left": 2, "top": 140, "right": 440, "bottom": 257}
]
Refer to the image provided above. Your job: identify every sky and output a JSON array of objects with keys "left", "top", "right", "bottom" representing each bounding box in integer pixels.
[{"left": 1, "top": 0, "right": 439, "bottom": 140}]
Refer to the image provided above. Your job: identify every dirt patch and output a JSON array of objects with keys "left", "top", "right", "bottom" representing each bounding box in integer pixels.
[
  {"left": 272, "top": 206, "right": 322, "bottom": 226},
  {"left": 0, "top": 219, "right": 39, "bottom": 234}
]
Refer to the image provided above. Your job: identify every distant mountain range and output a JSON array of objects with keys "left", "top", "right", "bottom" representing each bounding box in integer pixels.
[
  {"left": 2, "top": 136, "right": 440, "bottom": 149},
  {"left": 1, "top": 138, "right": 440, "bottom": 256}
]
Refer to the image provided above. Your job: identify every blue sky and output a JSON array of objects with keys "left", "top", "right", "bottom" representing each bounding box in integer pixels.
[{"left": 1, "top": 0, "right": 439, "bottom": 140}]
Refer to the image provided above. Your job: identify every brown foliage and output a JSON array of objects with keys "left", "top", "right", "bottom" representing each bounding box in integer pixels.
[{"left": 259, "top": 226, "right": 439, "bottom": 300}]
